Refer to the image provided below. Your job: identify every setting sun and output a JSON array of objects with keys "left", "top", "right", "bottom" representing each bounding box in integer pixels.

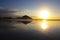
[{"left": 39, "top": 10, "right": 50, "bottom": 19}]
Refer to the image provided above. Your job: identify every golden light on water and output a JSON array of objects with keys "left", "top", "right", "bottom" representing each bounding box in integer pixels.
[
  {"left": 41, "top": 20, "right": 47, "bottom": 30},
  {"left": 39, "top": 10, "right": 50, "bottom": 19}
]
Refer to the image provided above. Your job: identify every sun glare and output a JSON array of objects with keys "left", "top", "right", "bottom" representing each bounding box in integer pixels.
[{"left": 39, "top": 10, "right": 50, "bottom": 19}]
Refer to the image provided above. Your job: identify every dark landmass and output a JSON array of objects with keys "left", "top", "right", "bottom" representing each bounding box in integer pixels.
[{"left": 0, "top": 15, "right": 60, "bottom": 21}]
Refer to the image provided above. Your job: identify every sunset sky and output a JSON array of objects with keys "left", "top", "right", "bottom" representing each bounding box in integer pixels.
[{"left": 0, "top": 0, "right": 60, "bottom": 19}]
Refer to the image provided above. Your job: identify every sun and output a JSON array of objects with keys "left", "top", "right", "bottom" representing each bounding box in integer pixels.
[{"left": 39, "top": 10, "right": 50, "bottom": 19}]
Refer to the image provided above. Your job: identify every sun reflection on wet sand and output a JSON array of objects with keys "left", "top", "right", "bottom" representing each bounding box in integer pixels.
[{"left": 41, "top": 20, "right": 48, "bottom": 30}]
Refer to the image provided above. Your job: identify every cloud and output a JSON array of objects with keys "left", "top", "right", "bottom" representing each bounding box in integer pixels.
[
  {"left": 13, "top": 9, "right": 34, "bottom": 17},
  {"left": 0, "top": 7, "right": 34, "bottom": 17},
  {"left": 0, "top": 7, "right": 17, "bottom": 17}
]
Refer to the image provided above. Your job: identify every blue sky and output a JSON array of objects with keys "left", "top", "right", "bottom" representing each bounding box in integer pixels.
[
  {"left": 0, "top": 0, "right": 59, "bottom": 10},
  {"left": 0, "top": 0, "right": 60, "bottom": 18}
]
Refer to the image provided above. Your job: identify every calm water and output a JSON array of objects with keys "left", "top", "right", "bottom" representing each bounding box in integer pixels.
[{"left": 0, "top": 20, "right": 60, "bottom": 40}]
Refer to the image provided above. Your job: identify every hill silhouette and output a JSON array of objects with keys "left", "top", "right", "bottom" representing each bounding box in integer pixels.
[{"left": 21, "top": 15, "right": 32, "bottom": 19}]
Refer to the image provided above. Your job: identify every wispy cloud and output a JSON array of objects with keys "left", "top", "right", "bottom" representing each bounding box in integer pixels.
[
  {"left": 0, "top": 7, "right": 17, "bottom": 17},
  {"left": 13, "top": 9, "right": 34, "bottom": 17},
  {"left": 0, "top": 7, "right": 34, "bottom": 17}
]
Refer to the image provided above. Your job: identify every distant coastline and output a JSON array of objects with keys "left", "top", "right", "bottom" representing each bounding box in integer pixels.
[{"left": 0, "top": 15, "right": 60, "bottom": 21}]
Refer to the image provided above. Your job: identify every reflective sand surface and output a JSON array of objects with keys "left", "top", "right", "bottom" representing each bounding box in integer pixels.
[{"left": 0, "top": 20, "right": 60, "bottom": 40}]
